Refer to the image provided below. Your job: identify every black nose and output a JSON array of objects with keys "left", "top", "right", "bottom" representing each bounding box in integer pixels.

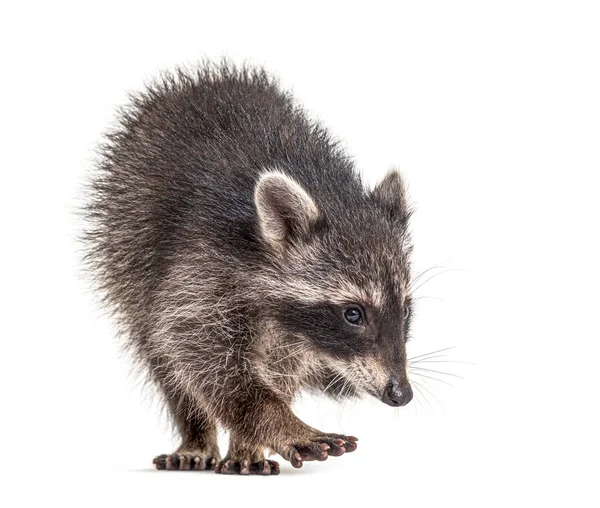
[{"left": 381, "top": 382, "right": 413, "bottom": 407}]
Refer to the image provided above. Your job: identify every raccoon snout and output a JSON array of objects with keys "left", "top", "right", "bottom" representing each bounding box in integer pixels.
[{"left": 381, "top": 381, "right": 413, "bottom": 407}]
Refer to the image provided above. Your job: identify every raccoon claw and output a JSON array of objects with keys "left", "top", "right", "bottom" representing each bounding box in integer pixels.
[
  {"left": 153, "top": 453, "right": 218, "bottom": 471},
  {"left": 215, "top": 458, "right": 280, "bottom": 475},
  {"left": 287, "top": 434, "right": 358, "bottom": 468}
]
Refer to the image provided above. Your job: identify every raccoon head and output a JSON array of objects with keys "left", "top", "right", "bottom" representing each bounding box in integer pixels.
[{"left": 255, "top": 169, "right": 414, "bottom": 407}]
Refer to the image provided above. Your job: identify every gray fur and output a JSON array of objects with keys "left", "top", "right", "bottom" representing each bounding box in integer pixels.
[{"left": 83, "top": 61, "right": 414, "bottom": 471}]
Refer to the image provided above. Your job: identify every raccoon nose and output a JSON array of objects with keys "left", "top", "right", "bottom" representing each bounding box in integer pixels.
[{"left": 382, "top": 382, "right": 413, "bottom": 407}]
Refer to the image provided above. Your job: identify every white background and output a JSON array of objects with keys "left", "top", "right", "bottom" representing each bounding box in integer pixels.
[{"left": 2, "top": 1, "right": 599, "bottom": 506}]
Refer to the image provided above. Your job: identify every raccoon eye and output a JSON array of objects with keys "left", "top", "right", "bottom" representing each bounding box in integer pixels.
[
  {"left": 403, "top": 307, "right": 410, "bottom": 321},
  {"left": 344, "top": 306, "right": 364, "bottom": 326}
]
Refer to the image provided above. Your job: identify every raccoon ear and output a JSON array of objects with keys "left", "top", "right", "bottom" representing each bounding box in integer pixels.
[
  {"left": 255, "top": 171, "right": 320, "bottom": 247},
  {"left": 371, "top": 169, "right": 410, "bottom": 222}
]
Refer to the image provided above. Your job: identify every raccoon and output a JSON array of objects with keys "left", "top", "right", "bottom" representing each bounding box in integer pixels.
[{"left": 84, "top": 62, "right": 414, "bottom": 475}]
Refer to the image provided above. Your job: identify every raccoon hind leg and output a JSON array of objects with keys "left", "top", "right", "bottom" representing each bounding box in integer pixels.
[
  {"left": 215, "top": 432, "right": 280, "bottom": 475},
  {"left": 154, "top": 395, "right": 221, "bottom": 471}
]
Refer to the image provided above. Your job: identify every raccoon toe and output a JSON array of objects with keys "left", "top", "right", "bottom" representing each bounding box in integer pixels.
[
  {"left": 286, "top": 434, "right": 358, "bottom": 468},
  {"left": 318, "top": 434, "right": 359, "bottom": 453},
  {"left": 215, "top": 458, "right": 280, "bottom": 475},
  {"left": 294, "top": 442, "right": 330, "bottom": 463},
  {"left": 153, "top": 453, "right": 218, "bottom": 471}
]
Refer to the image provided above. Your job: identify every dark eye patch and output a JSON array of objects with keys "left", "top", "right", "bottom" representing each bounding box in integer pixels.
[{"left": 272, "top": 299, "right": 371, "bottom": 357}]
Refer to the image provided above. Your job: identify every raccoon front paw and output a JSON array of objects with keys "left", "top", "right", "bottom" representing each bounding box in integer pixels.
[
  {"left": 215, "top": 458, "right": 280, "bottom": 475},
  {"left": 285, "top": 434, "right": 358, "bottom": 468},
  {"left": 153, "top": 453, "right": 218, "bottom": 471}
]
